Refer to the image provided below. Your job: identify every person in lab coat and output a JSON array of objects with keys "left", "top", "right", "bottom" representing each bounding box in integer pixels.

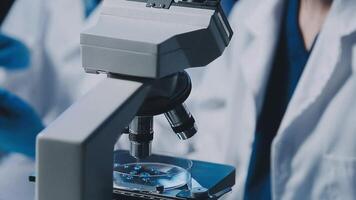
[
  {"left": 0, "top": 0, "right": 101, "bottom": 199},
  {"left": 182, "top": 0, "right": 356, "bottom": 199}
]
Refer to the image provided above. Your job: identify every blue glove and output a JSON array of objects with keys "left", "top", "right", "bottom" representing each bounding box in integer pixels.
[
  {"left": 0, "top": 32, "right": 40, "bottom": 158},
  {"left": 0, "top": 33, "right": 30, "bottom": 69},
  {"left": 0, "top": 88, "right": 44, "bottom": 158},
  {"left": 83, "top": 0, "right": 102, "bottom": 18}
]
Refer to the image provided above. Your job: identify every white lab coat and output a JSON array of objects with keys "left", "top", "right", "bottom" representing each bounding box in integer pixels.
[
  {"left": 1, "top": 0, "right": 87, "bottom": 124},
  {"left": 0, "top": 0, "right": 97, "bottom": 199},
  {"left": 181, "top": 0, "right": 356, "bottom": 199}
]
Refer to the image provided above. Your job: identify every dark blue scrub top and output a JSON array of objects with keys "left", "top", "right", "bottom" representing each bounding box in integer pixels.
[{"left": 244, "top": 0, "right": 314, "bottom": 199}]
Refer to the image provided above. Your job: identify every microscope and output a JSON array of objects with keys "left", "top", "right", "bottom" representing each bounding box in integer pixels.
[{"left": 34, "top": 0, "right": 235, "bottom": 199}]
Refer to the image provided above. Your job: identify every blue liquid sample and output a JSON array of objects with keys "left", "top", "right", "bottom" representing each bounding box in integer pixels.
[
  {"left": 113, "top": 162, "right": 190, "bottom": 192},
  {"left": 134, "top": 165, "right": 142, "bottom": 171}
]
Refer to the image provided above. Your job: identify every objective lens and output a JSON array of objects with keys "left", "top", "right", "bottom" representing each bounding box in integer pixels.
[
  {"left": 164, "top": 103, "right": 197, "bottom": 140},
  {"left": 128, "top": 116, "right": 153, "bottom": 159}
]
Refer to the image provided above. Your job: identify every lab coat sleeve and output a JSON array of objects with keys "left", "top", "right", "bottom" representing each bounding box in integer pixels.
[
  {"left": 0, "top": 154, "right": 35, "bottom": 200},
  {"left": 52, "top": 2, "right": 106, "bottom": 103},
  {"left": 39, "top": 0, "right": 88, "bottom": 124}
]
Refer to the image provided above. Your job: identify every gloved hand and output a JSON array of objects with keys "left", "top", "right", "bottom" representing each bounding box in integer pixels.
[
  {"left": 0, "top": 88, "right": 44, "bottom": 158},
  {"left": 0, "top": 33, "right": 30, "bottom": 69},
  {"left": 0, "top": 32, "right": 41, "bottom": 158}
]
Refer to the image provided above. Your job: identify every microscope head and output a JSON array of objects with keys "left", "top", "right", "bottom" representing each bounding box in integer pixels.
[
  {"left": 80, "top": 0, "right": 233, "bottom": 159},
  {"left": 81, "top": 0, "right": 232, "bottom": 78}
]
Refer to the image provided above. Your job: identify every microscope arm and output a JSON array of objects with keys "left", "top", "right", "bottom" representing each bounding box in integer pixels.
[{"left": 36, "top": 78, "right": 150, "bottom": 200}]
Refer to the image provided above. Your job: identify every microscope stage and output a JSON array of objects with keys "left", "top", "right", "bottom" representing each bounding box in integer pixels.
[
  {"left": 30, "top": 151, "right": 235, "bottom": 200},
  {"left": 112, "top": 150, "right": 235, "bottom": 199}
]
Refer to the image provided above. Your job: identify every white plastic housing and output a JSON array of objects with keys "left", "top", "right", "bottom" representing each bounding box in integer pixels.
[{"left": 81, "top": 0, "right": 231, "bottom": 78}]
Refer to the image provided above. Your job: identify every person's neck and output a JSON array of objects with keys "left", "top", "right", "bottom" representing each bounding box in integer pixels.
[
  {"left": 300, "top": 0, "right": 332, "bottom": 9},
  {"left": 299, "top": 0, "right": 333, "bottom": 50}
]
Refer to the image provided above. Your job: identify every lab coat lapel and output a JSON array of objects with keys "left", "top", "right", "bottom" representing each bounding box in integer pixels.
[
  {"left": 272, "top": 0, "right": 356, "bottom": 198},
  {"left": 276, "top": 0, "right": 356, "bottom": 142}
]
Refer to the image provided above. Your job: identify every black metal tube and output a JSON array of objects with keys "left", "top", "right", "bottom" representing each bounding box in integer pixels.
[{"left": 128, "top": 116, "right": 153, "bottom": 159}]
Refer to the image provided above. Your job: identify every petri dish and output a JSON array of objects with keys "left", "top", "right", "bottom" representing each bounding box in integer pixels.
[{"left": 113, "top": 151, "right": 193, "bottom": 192}]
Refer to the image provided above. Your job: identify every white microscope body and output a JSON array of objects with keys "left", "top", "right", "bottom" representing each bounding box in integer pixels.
[{"left": 35, "top": 0, "right": 232, "bottom": 200}]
